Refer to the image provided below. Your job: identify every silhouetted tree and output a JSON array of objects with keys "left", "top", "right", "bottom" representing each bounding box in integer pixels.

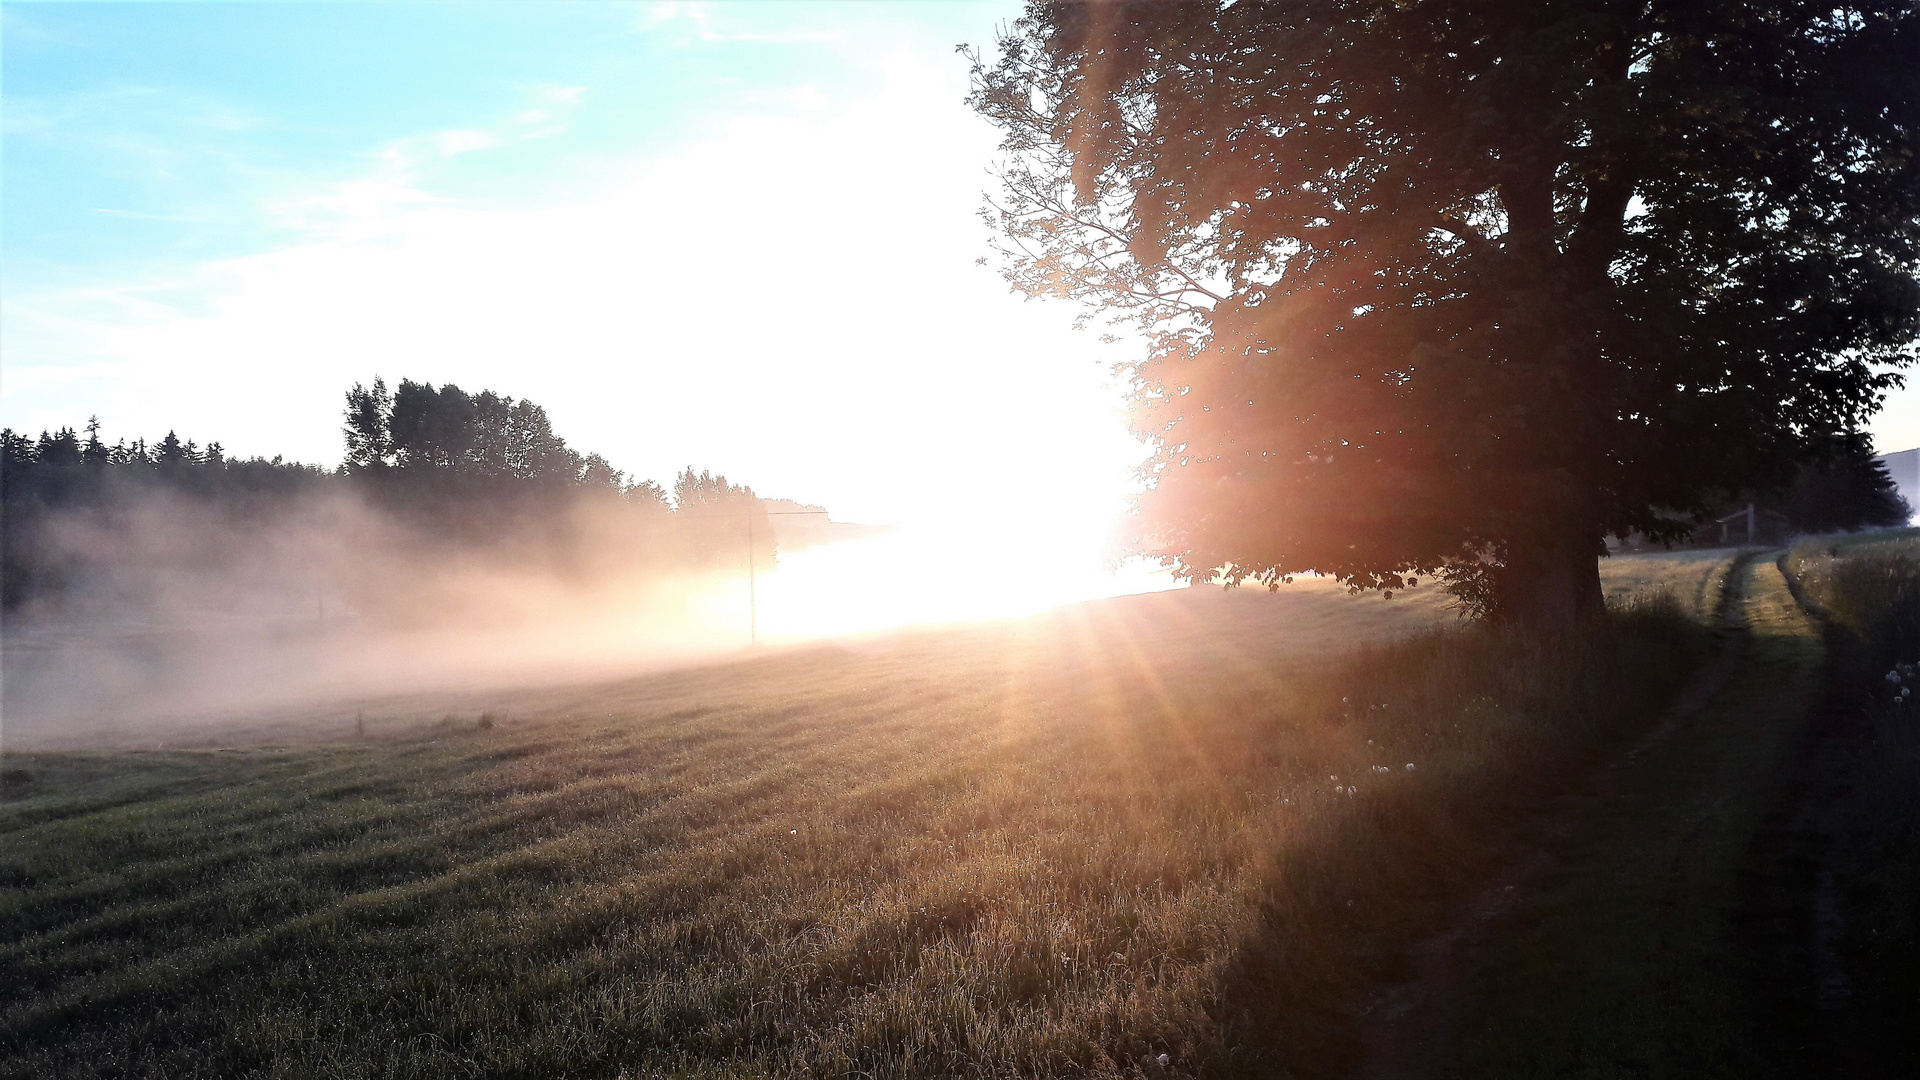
[
  {"left": 674, "top": 468, "right": 745, "bottom": 511},
  {"left": 578, "top": 453, "right": 622, "bottom": 489},
  {"left": 81, "top": 417, "right": 109, "bottom": 469},
  {"left": 1772, "top": 435, "right": 1911, "bottom": 533},
  {"left": 36, "top": 429, "right": 81, "bottom": 471},
  {"left": 343, "top": 378, "right": 393, "bottom": 473},
  {"left": 498, "top": 397, "right": 577, "bottom": 483},
  {"left": 675, "top": 467, "right": 776, "bottom": 572},
  {"left": 156, "top": 431, "right": 190, "bottom": 472},
  {"left": 390, "top": 380, "right": 476, "bottom": 472},
  {"left": 971, "top": 1, "right": 1920, "bottom": 622},
  {"left": 624, "top": 478, "right": 671, "bottom": 512}
]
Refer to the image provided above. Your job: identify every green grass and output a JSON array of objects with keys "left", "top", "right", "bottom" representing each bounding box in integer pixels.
[
  {"left": 1, "top": 560, "right": 1714, "bottom": 1078},
  {"left": 1452, "top": 553, "right": 1824, "bottom": 1079},
  {"left": 1438, "top": 535, "right": 1920, "bottom": 1079},
  {"left": 1778, "top": 530, "right": 1920, "bottom": 1075}
]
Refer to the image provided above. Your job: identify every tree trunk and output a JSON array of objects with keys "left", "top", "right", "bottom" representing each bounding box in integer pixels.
[{"left": 1497, "top": 536, "right": 1606, "bottom": 627}]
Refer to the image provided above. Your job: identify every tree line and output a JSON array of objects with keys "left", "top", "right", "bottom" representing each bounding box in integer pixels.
[{"left": 0, "top": 379, "right": 776, "bottom": 615}]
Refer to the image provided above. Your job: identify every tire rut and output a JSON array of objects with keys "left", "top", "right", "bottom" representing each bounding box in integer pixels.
[{"left": 1356, "top": 551, "right": 1769, "bottom": 1080}]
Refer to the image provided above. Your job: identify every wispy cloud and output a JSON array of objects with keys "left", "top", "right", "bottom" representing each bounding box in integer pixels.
[
  {"left": 2, "top": 85, "right": 269, "bottom": 140},
  {"left": 259, "top": 84, "right": 588, "bottom": 236},
  {"left": 89, "top": 208, "right": 212, "bottom": 223},
  {"left": 636, "top": 1, "right": 843, "bottom": 46}
]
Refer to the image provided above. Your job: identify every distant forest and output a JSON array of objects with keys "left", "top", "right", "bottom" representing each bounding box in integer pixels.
[{"left": 0, "top": 378, "right": 779, "bottom": 616}]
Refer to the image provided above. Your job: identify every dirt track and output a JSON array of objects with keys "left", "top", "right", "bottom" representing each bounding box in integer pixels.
[{"left": 1359, "top": 551, "right": 1837, "bottom": 1078}]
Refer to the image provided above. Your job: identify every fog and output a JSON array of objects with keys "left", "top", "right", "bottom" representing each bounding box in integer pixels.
[
  {"left": 2, "top": 489, "right": 781, "bottom": 749},
  {"left": 0, "top": 488, "right": 1174, "bottom": 750}
]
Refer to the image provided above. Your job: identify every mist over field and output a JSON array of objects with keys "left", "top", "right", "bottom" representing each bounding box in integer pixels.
[
  {"left": 0, "top": 433, "right": 1143, "bottom": 749},
  {"left": 1, "top": 489, "right": 724, "bottom": 744},
  {"left": 0, "top": 379, "right": 920, "bottom": 747}
]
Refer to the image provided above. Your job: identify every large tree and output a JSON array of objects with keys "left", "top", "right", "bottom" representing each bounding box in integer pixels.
[{"left": 970, "top": 0, "right": 1920, "bottom": 621}]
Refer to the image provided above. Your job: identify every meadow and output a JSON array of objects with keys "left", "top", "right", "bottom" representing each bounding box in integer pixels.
[{"left": 2, "top": 556, "right": 1727, "bottom": 1078}]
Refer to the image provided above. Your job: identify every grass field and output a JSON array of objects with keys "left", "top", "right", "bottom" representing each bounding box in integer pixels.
[
  {"left": 1, "top": 554, "right": 1727, "bottom": 1078},
  {"left": 1357, "top": 532, "right": 1920, "bottom": 1080},
  {"left": 1451, "top": 552, "right": 1824, "bottom": 1078}
]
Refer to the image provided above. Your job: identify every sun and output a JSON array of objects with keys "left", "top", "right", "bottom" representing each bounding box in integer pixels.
[{"left": 728, "top": 514, "right": 1179, "bottom": 643}]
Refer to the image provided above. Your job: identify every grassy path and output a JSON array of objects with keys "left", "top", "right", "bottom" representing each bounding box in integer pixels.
[
  {"left": 1737, "top": 537, "right": 1920, "bottom": 1079},
  {"left": 1363, "top": 553, "right": 1828, "bottom": 1079}
]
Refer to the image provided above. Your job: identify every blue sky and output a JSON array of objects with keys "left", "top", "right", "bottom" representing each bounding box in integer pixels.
[
  {"left": 3, "top": 1, "right": 1156, "bottom": 544},
  {"left": 5, "top": 2, "right": 974, "bottom": 282}
]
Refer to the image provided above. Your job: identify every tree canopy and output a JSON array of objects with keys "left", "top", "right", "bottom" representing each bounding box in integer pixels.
[
  {"left": 347, "top": 377, "right": 596, "bottom": 487},
  {"left": 970, "top": 0, "right": 1920, "bottom": 620}
]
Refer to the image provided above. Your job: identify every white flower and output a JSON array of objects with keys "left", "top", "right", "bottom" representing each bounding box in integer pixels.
[
  {"left": 1330, "top": 775, "right": 1339, "bottom": 783},
  {"left": 1406, "top": 763, "right": 1416, "bottom": 772},
  {"left": 790, "top": 830, "right": 798, "bottom": 835},
  {"left": 1157, "top": 1054, "right": 1171, "bottom": 1067}
]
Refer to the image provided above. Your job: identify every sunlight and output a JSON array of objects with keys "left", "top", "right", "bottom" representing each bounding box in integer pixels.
[{"left": 692, "top": 516, "right": 1181, "bottom": 644}]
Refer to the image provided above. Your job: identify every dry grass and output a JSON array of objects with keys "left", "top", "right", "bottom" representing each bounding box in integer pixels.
[
  {"left": 1, "top": 561, "right": 1711, "bottom": 1078},
  {"left": 1598, "top": 546, "right": 1740, "bottom": 622}
]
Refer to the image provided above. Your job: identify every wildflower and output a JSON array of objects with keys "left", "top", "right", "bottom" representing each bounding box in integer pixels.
[
  {"left": 1158, "top": 1054, "right": 1171, "bottom": 1068},
  {"left": 1905, "top": 687, "right": 1913, "bottom": 699},
  {"left": 791, "top": 830, "right": 798, "bottom": 835},
  {"left": 1342, "top": 697, "right": 1350, "bottom": 704},
  {"left": 1330, "top": 775, "right": 1339, "bottom": 783},
  {"left": 1405, "top": 763, "right": 1416, "bottom": 772}
]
